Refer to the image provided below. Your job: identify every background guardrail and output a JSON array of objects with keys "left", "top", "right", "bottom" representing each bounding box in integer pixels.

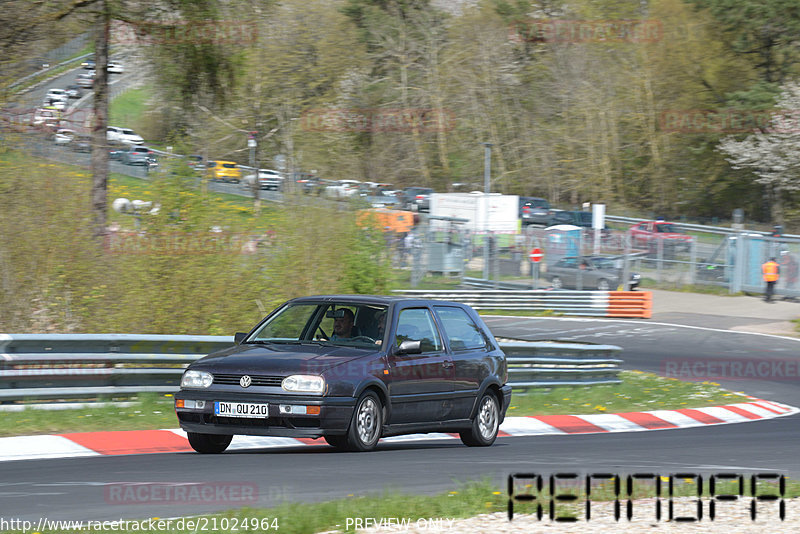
[
  {"left": 393, "top": 289, "right": 652, "bottom": 318},
  {"left": 0, "top": 334, "right": 623, "bottom": 403}
]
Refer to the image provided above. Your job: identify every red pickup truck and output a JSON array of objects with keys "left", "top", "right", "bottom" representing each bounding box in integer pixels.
[{"left": 629, "top": 221, "right": 692, "bottom": 251}]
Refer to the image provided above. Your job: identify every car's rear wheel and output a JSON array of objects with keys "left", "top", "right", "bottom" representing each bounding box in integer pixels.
[
  {"left": 344, "top": 391, "right": 383, "bottom": 452},
  {"left": 187, "top": 432, "right": 232, "bottom": 454},
  {"left": 551, "top": 276, "right": 563, "bottom": 289},
  {"left": 597, "top": 279, "right": 611, "bottom": 291},
  {"left": 460, "top": 392, "right": 499, "bottom": 447}
]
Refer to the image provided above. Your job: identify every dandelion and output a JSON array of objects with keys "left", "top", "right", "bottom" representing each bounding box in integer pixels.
[
  {"left": 594, "top": 405, "right": 607, "bottom": 412},
  {"left": 492, "top": 491, "right": 502, "bottom": 495},
  {"left": 562, "top": 398, "right": 570, "bottom": 401}
]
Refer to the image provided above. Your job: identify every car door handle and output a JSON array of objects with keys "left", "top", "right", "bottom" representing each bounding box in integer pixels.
[{"left": 442, "top": 361, "right": 454, "bottom": 369}]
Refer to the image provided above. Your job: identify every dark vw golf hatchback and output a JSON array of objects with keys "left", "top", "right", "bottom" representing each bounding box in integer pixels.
[{"left": 176, "top": 295, "right": 511, "bottom": 453}]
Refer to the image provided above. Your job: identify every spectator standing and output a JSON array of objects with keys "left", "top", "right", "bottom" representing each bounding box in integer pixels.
[{"left": 762, "top": 257, "right": 780, "bottom": 302}]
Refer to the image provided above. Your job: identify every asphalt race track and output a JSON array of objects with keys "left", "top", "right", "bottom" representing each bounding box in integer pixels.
[{"left": 2, "top": 317, "right": 799, "bottom": 522}]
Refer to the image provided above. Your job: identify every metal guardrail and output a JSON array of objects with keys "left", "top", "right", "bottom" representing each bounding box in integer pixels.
[
  {"left": 0, "top": 334, "right": 623, "bottom": 402},
  {"left": 0, "top": 334, "right": 232, "bottom": 402},
  {"left": 7, "top": 53, "right": 94, "bottom": 93},
  {"left": 394, "top": 289, "right": 652, "bottom": 318},
  {"left": 502, "top": 341, "right": 623, "bottom": 387},
  {"left": 605, "top": 215, "right": 800, "bottom": 239}
]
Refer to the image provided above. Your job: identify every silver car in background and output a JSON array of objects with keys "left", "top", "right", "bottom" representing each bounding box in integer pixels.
[{"left": 544, "top": 256, "right": 640, "bottom": 291}]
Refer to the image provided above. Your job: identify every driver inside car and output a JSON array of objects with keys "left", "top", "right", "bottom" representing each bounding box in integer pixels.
[{"left": 330, "top": 308, "right": 356, "bottom": 340}]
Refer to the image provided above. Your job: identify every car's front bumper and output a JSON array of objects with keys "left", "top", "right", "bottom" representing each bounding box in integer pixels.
[{"left": 175, "top": 390, "right": 356, "bottom": 438}]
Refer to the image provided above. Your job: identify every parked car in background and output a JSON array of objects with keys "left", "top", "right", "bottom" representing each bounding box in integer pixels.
[
  {"left": 242, "top": 169, "right": 284, "bottom": 190},
  {"left": 294, "top": 172, "right": 323, "bottom": 195},
  {"left": 544, "top": 256, "right": 640, "bottom": 291},
  {"left": 65, "top": 85, "right": 83, "bottom": 99},
  {"left": 325, "top": 179, "right": 362, "bottom": 199},
  {"left": 175, "top": 295, "right": 512, "bottom": 453},
  {"left": 81, "top": 58, "right": 95, "bottom": 69},
  {"left": 32, "top": 108, "right": 60, "bottom": 128},
  {"left": 76, "top": 72, "right": 94, "bottom": 88},
  {"left": 629, "top": 220, "right": 692, "bottom": 252},
  {"left": 107, "top": 62, "right": 124, "bottom": 74},
  {"left": 121, "top": 145, "right": 155, "bottom": 165},
  {"left": 186, "top": 155, "right": 204, "bottom": 170},
  {"left": 53, "top": 128, "right": 76, "bottom": 144},
  {"left": 45, "top": 88, "right": 69, "bottom": 102},
  {"left": 206, "top": 160, "right": 242, "bottom": 183},
  {"left": 401, "top": 186, "right": 433, "bottom": 212},
  {"left": 519, "top": 197, "right": 552, "bottom": 227},
  {"left": 117, "top": 128, "right": 144, "bottom": 145},
  {"left": 367, "top": 185, "right": 401, "bottom": 209}
]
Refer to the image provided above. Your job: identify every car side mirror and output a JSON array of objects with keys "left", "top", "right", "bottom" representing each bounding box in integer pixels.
[
  {"left": 396, "top": 340, "right": 422, "bottom": 355},
  {"left": 234, "top": 332, "right": 248, "bottom": 344}
]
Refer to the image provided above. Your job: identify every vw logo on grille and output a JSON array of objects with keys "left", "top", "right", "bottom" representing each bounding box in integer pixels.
[{"left": 239, "top": 375, "right": 252, "bottom": 388}]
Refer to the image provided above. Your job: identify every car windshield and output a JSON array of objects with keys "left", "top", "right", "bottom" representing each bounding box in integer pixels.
[
  {"left": 247, "top": 302, "right": 388, "bottom": 348},
  {"left": 590, "top": 258, "right": 616, "bottom": 270},
  {"left": 222, "top": 163, "right": 237, "bottom": 169},
  {"left": 122, "top": 129, "right": 135, "bottom": 135},
  {"left": 656, "top": 223, "right": 681, "bottom": 233}
]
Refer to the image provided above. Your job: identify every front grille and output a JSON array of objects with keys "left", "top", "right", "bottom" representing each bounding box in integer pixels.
[
  {"left": 203, "top": 414, "right": 320, "bottom": 429},
  {"left": 213, "top": 373, "right": 284, "bottom": 387}
]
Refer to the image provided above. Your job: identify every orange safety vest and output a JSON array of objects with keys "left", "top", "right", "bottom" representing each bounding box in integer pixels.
[{"left": 762, "top": 261, "right": 779, "bottom": 282}]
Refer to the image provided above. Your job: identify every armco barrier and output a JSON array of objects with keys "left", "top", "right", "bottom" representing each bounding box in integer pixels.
[
  {"left": 393, "top": 290, "right": 652, "bottom": 318},
  {"left": 607, "top": 291, "right": 652, "bottom": 318},
  {"left": 0, "top": 335, "right": 623, "bottom": 402}
]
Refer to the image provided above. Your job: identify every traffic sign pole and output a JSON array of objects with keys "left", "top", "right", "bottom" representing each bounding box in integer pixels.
[{"left": 529, "top": 248, "right": 543, "bottom": 289}]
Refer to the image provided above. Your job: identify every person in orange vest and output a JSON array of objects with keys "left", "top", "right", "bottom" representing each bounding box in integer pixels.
[{"left": 762, "top": 257, "right": 780, "bottom": 302}]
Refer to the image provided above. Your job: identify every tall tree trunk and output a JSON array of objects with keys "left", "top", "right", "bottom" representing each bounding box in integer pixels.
[{"left": 91, "top": 3, "right": 110, "bottom": 238}]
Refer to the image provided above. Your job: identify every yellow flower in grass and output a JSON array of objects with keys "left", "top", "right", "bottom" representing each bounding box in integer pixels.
[{"left": 594, "top": 405, "right": 607, "bottom": 412}]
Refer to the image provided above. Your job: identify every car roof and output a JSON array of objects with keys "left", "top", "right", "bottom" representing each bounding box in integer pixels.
[{"left": 288, "top": 294, "right": 468, "bottom": 308}]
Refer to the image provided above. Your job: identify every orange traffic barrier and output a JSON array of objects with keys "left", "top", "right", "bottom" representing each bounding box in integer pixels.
[{"left": 607, "top": 291, "right": 652, "bottom": 318}]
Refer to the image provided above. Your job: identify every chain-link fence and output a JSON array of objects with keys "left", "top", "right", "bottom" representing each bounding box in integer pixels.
[{"left": 400, "top": 218, "right": 800, "bottom": 299}]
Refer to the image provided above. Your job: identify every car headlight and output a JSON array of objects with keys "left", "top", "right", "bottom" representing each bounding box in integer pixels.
[
  {"left": 282, "top": 375, "right": 325, "bottom": 393},
  {"left": 181, "top": 370, "right": 213, "bottom": 388}
]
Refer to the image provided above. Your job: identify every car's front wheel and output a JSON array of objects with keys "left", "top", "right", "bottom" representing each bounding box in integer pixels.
[
  {"left": 460, "top": 392, "right": 499, "bottom": 447},
  {"left": 344, "top": 391, "right": 383, "bottom": 452},
  {"left": 597, "top": 279, "right": 611, "bottom": 291},
  {"left": 187, "top": 432, "right": 232, "bottom": 454},
  {"left": 550, "top": 276, "right": 563, "bottom": 289}
]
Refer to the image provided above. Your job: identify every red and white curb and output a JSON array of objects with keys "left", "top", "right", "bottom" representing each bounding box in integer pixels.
[{"left": 1, "top": 399, "right": 796, "bottom": 463}]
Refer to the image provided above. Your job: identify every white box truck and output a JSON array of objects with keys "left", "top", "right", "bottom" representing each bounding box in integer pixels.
[{"left": 429, "top": 192, "right": 519, "bottom": 234}]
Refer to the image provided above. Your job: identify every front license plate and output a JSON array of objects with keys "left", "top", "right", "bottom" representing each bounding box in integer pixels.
[{"left": 215, "top": 401, "right": 269, "bottom": 418}]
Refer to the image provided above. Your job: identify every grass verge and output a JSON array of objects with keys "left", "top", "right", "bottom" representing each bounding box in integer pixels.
[
  {"left": 0, "top": 393, "right": 179, "bottom": 437},
  {"left": 110, "top": 85, "right": 152, "bottom": 126},
  {"left": 0, "top": 371, "right": 752, "bottom": 437},
  {"left": 508, "top": 370, "right": 751, "bottom": 416}
]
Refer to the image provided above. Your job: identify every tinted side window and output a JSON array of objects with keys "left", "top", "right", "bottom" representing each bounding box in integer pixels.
[
  {"left": 435, "top": 306, "right": 487, "bottom": 351},
  {"left": 396, "top": 308, "right": 442, "bottom": 352}
]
